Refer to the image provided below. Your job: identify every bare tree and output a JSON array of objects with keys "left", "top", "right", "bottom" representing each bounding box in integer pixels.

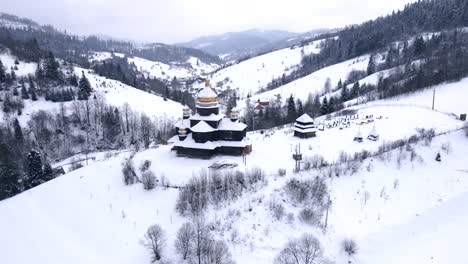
[
  {"left": 274, "top": 234, "right": 324, "bottom": 264},
  {"left": 192, "top": 217, "right": 211, "bottom": 264},
  {"left": 175, "top": 222, "right": 195, "bottom": 260},
  {"left": 342, "top": 238, "right": 358, "bottom": 257},
  {"left": 209, "top": 240, "right": 235, "bottom": 264},
  {"left": 142, "top": 224, "right": 166, "bottom": 262},
  {"left": 141, "top": 114, "right": 152, "bottom": 148}
]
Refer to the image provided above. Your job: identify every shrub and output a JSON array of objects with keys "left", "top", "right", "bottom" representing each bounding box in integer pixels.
[
  {"left": 298, "top": 208, "right": 321, "bottom": 225},
  {"left": 69, "top": 161, "right": 83, "bottom": 172},
  {"left": 270, "top": 201, "right": 285, "bottom": 221},
  {"left": 122, "top": 159, "right": 137, "bottom": 185},
  {"left": 176, "top": 168, "right": 266, "bottom": 216},
  {"left": 278, "top": 168, "right": 287, "bottom": 177},
  {"left": 140, "top": 160, "right": 152, "bottom": 172},
  {"left": 342, "top": 238, "right": 358, "bottom": 256},
  {"left": 142, "top": 171, "right": 156, "bottom": 190},
  {"left": 275, "top": 234, "right": 324, "bottom": 264}
]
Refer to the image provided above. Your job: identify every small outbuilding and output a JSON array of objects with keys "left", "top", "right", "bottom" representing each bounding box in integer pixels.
[
  {"left": 293, "top": 114, "right": 317, "bottom": 138},
  {"left": 367, "top": 126, "right": 380, "bottom": 141},
  {"left": 353, "top": 130, "right": 363, "bottom": 143}
]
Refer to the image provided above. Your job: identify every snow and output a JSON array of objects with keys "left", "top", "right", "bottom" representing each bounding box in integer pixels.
[
  {"left": 129, "top": 56, "right": 194, "bottom": 80},
  {"left": 206, "top": 38, "right": 326, "bottom": 98},
  {"left": 74, "top": 67, "right": 183, "bottom": 120},
  {"left": 296, "top": 113, "right": 314, "bottom": 123},
  {"left": 243, "top": 54, "right": 377, "bottom": 107},
  {"left": 0, "top": 66, "right": 184, "bottom": 126},
  {"left": 361, "top": 76, "right": 468, "bottom": 116},
  {"left": 88, "top": 52, "right": 217, "bottom": 81},
  {"left": 197, "top": 86, "right": 218, "bottom": 98},
  {"left": 189, "top": 113, "right": 224, "bottom": 121},
  {"left": 190, "top": 120, "right": 216, "bottom": 132},
  {"left": 0, "top": 52, "right": 37, "bottom": 76},
  {"left": 218, "top": 118, "right": 248, "bottom": 131},
  {"left": 0, "top": 103, "right": 466, "bottom": 264}
]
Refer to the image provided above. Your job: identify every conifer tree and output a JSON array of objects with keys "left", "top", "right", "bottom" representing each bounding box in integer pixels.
[
  {"left": 351, "top": 81, "right": 360, "bottom": 99},
  {"left": 35, "top": 62, "right": 44, "bottom": 80},
  {"left": 297, "top": 99, "right": 304, "bottom": 117},
  {"left": 367, "top": 54, "right": 376, "bottom": 76},
  {"left": 78, "top": 71, "right": 92, "bottom": 95},
  {"left": 42, "top": 163, "right": 54, "bottom": 181},
  {"left": 26, "top": 149, "right": 43, "bottom": 188},
  {"left": 13, "top": 118, "right": 24, "bottom": 146},
  {"left": 0, "top": 59, "right": 5, "bottom": 83},
  {"left": 320, "top": 97, "right": 329, "bottom": 116},
  {"left": 44, "top": 51, "right": 60, "bottom": 80},
  {"left": 286, "top": 95, "right": 297, "bottom": 123},
  {"left": 13, "top": 86, "right": 19, "bottom": 96},
  {"left": 341, "top": 84, "right": 349, "bottom": 102},
  {"left": 20, "top": 80, "right": 29, "bottom": 99}
]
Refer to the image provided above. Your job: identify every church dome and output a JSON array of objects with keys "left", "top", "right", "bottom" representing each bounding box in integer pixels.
[{"left": 197, "top": 79, "right": 218, "bottom": 103}]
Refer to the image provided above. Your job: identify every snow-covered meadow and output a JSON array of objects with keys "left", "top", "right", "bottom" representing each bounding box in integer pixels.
[
  {"left": 206, "top": 39, "right": 325, "bottom": 99},
  {"left": 1, "top": 102, "right": 466, "bottom": 264}
]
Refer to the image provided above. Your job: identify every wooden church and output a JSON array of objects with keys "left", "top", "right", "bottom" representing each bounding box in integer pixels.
[
  {"left": 293, "top": 114, "right": 317, "bottom": 138},
  {"left": 172, "top": 80, "right": 252, "bottom": 158}
]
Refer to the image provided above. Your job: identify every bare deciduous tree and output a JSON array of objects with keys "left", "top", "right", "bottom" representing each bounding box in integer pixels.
[
  {"left": 274, "top": 234, "right": 324, "bottom": 264},
  {"left": 175, "top": 222, "right": 194, "bottom": 260},
  {"left": 142, "top": 224, "right": 166, "bottom": 262},
  {"left": 342, "top": 238, "right": 358, "bottom": 256}
]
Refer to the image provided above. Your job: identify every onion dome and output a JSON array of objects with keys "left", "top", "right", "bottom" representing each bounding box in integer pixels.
[
  {"left": 182, "top": 105, "right": 191, "bottom": 119},
  {"left": 230, "top": 107, "right": 240, "bottom": 121},
  {"left": 197, "top": 79, "right": 218, "bottom": 104}
]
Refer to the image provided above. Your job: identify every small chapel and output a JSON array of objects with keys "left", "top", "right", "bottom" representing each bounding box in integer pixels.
[
  {"left": 293, "top": 114, "right": 317, "bottom": 138},
  {"left": 172, "top": 80, "right": 252, "bottom": 158}
]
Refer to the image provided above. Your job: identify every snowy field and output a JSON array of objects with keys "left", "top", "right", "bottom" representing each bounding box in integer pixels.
[
  {"left": 1, "top": 104, "right": 466, "bottom": 264},
  {"left": 207, "top": 39, "right": 325, "bottom": 99},
  {"left": 75, "top": 67, "right": 183, "bottom": 120},
  {"left": 89, "top": 51, "right": 218, "bottom": 81},
  {"left": 360, "top": 76, "right": 468, "bottom": 116},
  {"left": 0, "top": 52, "right": 37, "bottom": 76}
]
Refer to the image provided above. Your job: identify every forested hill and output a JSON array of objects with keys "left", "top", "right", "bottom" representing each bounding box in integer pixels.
[
  {"left": 0, "top": 13, "right": 221, "bottom": 67},
  {"left": 265, "top": 0, "right": 468, "bottom": 92}
]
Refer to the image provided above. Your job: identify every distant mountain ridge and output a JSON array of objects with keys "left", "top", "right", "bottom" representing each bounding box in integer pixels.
[
  {"left": 0, "top": 12, "right": 222, "bottom": 66},
  {"left": 177, "top": 28, "right": 330, "bottom": 61}
]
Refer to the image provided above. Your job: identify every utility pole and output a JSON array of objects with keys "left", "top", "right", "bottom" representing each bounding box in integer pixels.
[
  {"left": 432, "top": 86, "right": 436, "bottom": 110},
  {"left": 324, "top": 195, "right": 331, "bottom": 232}
]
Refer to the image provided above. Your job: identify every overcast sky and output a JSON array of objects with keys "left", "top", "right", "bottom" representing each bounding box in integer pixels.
[{"left": 1, "top": 0, "right": 418, "bottom": 43}]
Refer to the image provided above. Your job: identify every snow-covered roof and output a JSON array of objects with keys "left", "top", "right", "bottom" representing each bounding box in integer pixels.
[
  {"left": 175, "top": 119, "right": 191, "bottom": 129},
  {"left": 197, "top": 86, "right": 217, "bottom": 98},
  {"left": 218, "top": 118, "right": 248, "bottom": 131},
  {"left": 173, "top": 134, "right": 251, "bottom": 149},
  {"left": 294, "top": 123, "right": 316, "bottom": 129},
  {"left": 190, "top": 113, "right": 224, "bottom": 122},
  {"left": 293, "top": 127, "right": 317, "bottom": 133},
  {"left": 174, "top": 134, "right": 217, "bottom": 150},
  {"left": 296, "top": 114, "right": 314, "bottom": 124},
  {"left": 368, "top": 127, "right": 379, "bottom": 137},
  {"left": 191, "top": 121, "right": 216, "bottom": 133},
  {"left": 355, "top": 130, "right": 363, "bottom": 138}
]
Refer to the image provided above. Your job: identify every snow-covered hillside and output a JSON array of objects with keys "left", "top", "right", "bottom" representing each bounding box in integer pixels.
[
  {"left": 0, "top": 52, "right": 37, "bottom": 76},
  {"left": 204, "top": 39, "right": 325, "bottom": 98},
  {"left": 1, "top": 103, "right": 466, "bottom": 264},
  {"left": 75, "top": 67, "right": 183, "bottom": 119},
  {"left": 88, "top": 51, "right": 218, "bottom": 81},
  {"left": 360, "top": 76, "right": 468, "bottom": 116},
  {"left": 0, "top": 51, "right": 183, "bottom": 125}
]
